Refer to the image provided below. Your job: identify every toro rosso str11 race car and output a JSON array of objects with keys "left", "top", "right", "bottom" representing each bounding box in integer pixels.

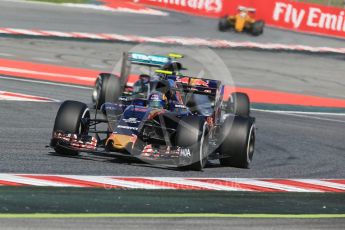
[{"left": 50, "top": 52, "right": 256, "bottom": 171}]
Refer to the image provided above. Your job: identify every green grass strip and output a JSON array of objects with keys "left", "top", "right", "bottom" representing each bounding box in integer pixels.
[{"left": 0, "top": 213, "right": 344, "bottom": 219}]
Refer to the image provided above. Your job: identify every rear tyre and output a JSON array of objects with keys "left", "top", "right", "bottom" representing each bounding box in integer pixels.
[
  {"left": 52, "top": 100, "right": 90, "bottom": 155},
  {"left": 218, "top": 16, "right": 231, "bottom": 31},
  {"left": 219, "top": 116, "right": 255, "bottom": 168},
  {"left": 92, "top": 73, "right": 122, "bottom": 109},
  {"left": 176, "top": 116, "right": 209, "bottom": 171},
  {"left": 230, "top": 92, "right": 250, "bottom": 117},
  {"left": 251, "top": 20, "right": 264, "bottom": 36}
]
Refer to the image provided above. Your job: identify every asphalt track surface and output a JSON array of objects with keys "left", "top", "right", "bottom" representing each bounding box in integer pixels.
[
  {"left": 0, "top": 36, "right": 344, "bottom": 177},
  {"left": 0, "top": 0, "right": 343, "bottom": 177},
  {"left": 0, "top": 61, "right": 345, "bottom": 177},
  {"left": 0, "top": 0, "right": 343, "bottom": 178},
  {"left": 1, "top": 37, "right": 344, "bottom": 99},
  {"left": 0, "top": 1, "right": 345, "bottom": 228},
  {"left": 0, "top": 0, "right": 345, "bottom": 48}
]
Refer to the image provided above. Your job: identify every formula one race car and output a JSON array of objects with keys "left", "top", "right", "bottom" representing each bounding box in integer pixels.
[
  {"left": 50, "top": 52, "right": 256, "bottom": 171},
  {"left": 218, "top": 6, "right": 264, "bottom": 36}
]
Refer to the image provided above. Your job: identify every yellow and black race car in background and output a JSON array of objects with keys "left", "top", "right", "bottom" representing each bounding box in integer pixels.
[{"left": 218, "top": 6, "right": 265, "bottom": 36}]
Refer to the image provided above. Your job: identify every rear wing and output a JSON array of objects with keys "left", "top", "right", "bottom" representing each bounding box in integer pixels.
[
  {"left": 128, "top": 52, "right": 184, "bottom": 67},
  {"left": 129, "top": 52, "right": 169, "bottom": 67},
  {"left": 120, "top": 52, "right": 131, "bottom": 87},
  {"left": 174, "top": 76, "right": 221, "bottom": 96},
  {"left": 156, "top": 70, "right": 222, "bottom": 96},
  {"left": 119, "top": 52, "right": 185, "bottom": 87}
]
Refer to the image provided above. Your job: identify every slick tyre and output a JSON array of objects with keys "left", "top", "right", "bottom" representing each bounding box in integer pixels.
[
  {"left": 176, "top": 116, "right": 209, "bottom": 171},
  {"left": 251, "top": 20, "right": 264, "bottom": 36},
  {"left": 53, "top": 100, "right": 90, "bottom": 155},
  {"left": 219, "top": 116, "right": 255, "bottom": 168},
  {"left": 230, "top": 92, "right": 250, "bottom": 117},
  {"left": 218, "top": 16, "right": 231, "bottom": 31},
  {"left": 92, "top": 73, "right": 122, "bottom": 109}
]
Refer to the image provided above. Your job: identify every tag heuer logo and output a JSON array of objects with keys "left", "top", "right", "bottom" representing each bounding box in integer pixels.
[{"left": 123, "top": 118, "right": 140, "bottom": 123}]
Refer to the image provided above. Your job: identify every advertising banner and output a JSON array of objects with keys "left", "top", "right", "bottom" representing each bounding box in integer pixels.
[
  {"left": 260, "top": 0, "right": 345, "bottom": 38},
  {"left": 127, "top": 0, "right": 345, "bottom": 38}
]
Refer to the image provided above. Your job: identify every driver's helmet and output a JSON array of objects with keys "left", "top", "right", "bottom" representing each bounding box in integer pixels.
[
  {"left": 133, "top": 81, "right": 144, "bottom": 94},
  {"left": 148, "top": 91, "right": 167, "bottom": 109},
  {"left": 132, "top": 75, "right": 150, "bottom": 97}
]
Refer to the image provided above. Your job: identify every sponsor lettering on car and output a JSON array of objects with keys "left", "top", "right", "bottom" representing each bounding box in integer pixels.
[
  {"left": 118, "top": 125, "right": 139, "bottom": 130},
  {"left": 122, "top": 117, "right": 141, "bottom": 124}
]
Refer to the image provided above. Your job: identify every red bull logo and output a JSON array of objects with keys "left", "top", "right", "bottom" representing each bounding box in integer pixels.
[
  {"left": 176, "top": 76, "right": 190, "bottom": 84},
  {"left": 190, "top": 78, "right": 209, "bottom": 87},
  {"left": 176, "top": 77, "right": 209, "bottom": 87}
]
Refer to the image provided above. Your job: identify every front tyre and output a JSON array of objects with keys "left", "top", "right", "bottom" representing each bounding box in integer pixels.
[
  {"left": 229, "top": 92, "right": 250, "bottom": 117},
  {"left": 218, "top": 16, "right": 230, "bottom": 32},
  {"left": 219, "top": 116, "right": 255, "bottom": 168},
  {"left": 251, "top": 20, "right": 265, "bottom": 36},
  {"left": 92, "top": 73, "right": 122, "bottom": 109},
  {"left": 52, "top": 100, "right": 90, "bottom": 155},
  {"left": 176, "top": 116, "right": 209, "bottom": 171}
]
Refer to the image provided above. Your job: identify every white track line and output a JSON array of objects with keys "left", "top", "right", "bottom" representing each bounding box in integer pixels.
[
  {"left": 0, "top": 90, "right": 59, "bottom": 102},
  {"left": 0, "top": 75, "right": 92, "bottom": 90},
  {"left": 0, "top": 52, "right": 14, "bottom": 57},
  {"left": 253, "top": 109, "right": 345, "bottom": 123},
  {"left": 0, "top": 66, "right": 95, "bottom": 82},
  {"left": 281, "top": 112, "right": 345, "bottom": 123},
  {"left": 252, "top": 108, "right": 345, "bottom": 116}
]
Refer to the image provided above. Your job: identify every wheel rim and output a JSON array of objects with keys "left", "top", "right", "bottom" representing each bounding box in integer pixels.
[
  {"left": 199, "top": 122, "right": 208, "bottom": 168},
  {"left": 92, "top": 77, "right": 101, "bottom": 103},
  {"left": 246, "top": 124, "right": 255, "bottom": 164},
  {"left": 78, "top": 108, "right": 90, "bottom": 135}
]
